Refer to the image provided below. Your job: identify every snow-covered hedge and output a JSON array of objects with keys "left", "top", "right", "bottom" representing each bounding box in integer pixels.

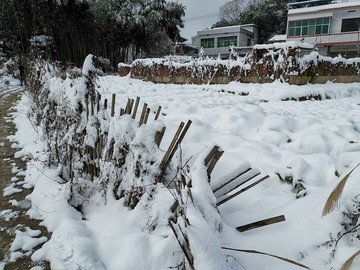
[
  {"left": 26, "top": 55, "right": 229, "bottom": 269},
  {"left": 128, "top": 43, "right": 360, "bottom": 84}
]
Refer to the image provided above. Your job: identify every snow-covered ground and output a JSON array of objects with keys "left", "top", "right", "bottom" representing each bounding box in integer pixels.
[{"left": 6, "top": 75, "right": 360, "bottom": 269}]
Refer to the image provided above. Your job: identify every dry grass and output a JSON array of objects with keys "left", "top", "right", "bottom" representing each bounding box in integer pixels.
[
  {"left": 221, "top": 247, "right": 310, "bottom": 269},
  {"left": 340, "top": 250, "right": 360, "bottom": 270},
  {"left": 322, "top": 164, "right": 360, "bottom": 217}
]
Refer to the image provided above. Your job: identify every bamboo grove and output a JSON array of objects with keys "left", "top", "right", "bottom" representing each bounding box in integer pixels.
[{"left": 0, "top": 0, "right": 185, "bottom": 66}]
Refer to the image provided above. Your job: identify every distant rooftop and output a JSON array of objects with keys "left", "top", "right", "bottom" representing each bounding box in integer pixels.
[
  {"left": 211, "top": 24, "right": 258, "bottom": 31},
  {"left": 287, "top": 0, "right": 332, "bottom": 9},
  {"left": 288, "top": 0, "right": 360, "bottom": 14},
  {"left": 287, "top": 0, "right": 360, "bottom": 9},
  {"left": 191, "top": 24, "right": 258, "bottom": 39}
]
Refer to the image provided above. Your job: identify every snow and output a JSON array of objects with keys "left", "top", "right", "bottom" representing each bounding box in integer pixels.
[
  {"left": 254, "top": 41, "right": 315, "bottom": 50},
  {"left": 10, "top": 227, "right": 47, "bottom": 253},
  {"left": 0, "top": 209, "right": 19, "bottom": 221},
  {"left": 3, "top": 183, "right": 23, "bottom": 196},
  {"left": 5, "top": 68, "right": 360, "bottom": 269},
  {"left": 82, "top": 54, "right": 95, "bottom": 76}
]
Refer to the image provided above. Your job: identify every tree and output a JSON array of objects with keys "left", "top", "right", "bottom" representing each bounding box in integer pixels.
[
  {"left": 219, "top": 0, "right": 249, "bottom": 25},
  {"left": 214, "top": 0, "right": 291, "bottom": 43},
  {"left": 0, "top": 0, "right": 185, "bottom": 65}
]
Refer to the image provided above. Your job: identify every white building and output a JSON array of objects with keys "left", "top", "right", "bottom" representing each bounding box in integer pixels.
[
  {"left": 286, "top": 0, "right": 360, "bottom": 57},
  {"left": 191, "top": 24, "right": 258, "bottom": 58}
]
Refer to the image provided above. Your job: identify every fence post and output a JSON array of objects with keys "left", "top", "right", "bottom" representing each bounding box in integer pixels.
[
  {"left": 132, "top": 96, "right": 140, "bottom": 119},
  {"left": 111, "top": 93, "right": 116, "bottom": 117},
  {"left": 154, "top": 106, "right": 162, "bottom": 121},
  {"left": 139, "top": 103, "right": 148, "bottom": 126}
]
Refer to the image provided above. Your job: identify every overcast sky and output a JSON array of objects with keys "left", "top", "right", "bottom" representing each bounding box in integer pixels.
[{"left": 171, "top": 0, "right": 230, "bottom": 42}]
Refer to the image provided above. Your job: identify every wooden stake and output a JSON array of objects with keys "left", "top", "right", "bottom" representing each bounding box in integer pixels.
[
  {"left": 85, "top": 96, "right": 89, "bottom": 120},
  {"left": 159, "top": 122, "right": 185, "bottom": 173},
  {"left": 132, "top": 96, "right": 140, "bottom": 119},
  {"left": 139, "top": 103, "right": 148, "bottom": 126},
  {"left": 206, "top": 149, "right": 224, "bottom": 179},
  {"left": 169, "top": 221, "right": 195, "bottom": 270},
  {"left": 90, "top": 98, "right": 94, "bottom": 115},
  {"left": 143, "top": 108, "right": 150, "bottom": 124},
  {"left": 217, "top": 175, "right": 269, "bottom": 206},
  {"left": 120, "top": 108, "right": 125, "bottom": 116},
  {"left": 154, "top": 106, "right": 162, "bottom": 121},
  {"left": 96, "top": 92, "right": 101, "bottom": 112},
  {"left": 155, "top": 126, "right": 166, "bottom": 147},
  {"left": 104, "top": 99, "right": 108, "bottom": 109},
  {"left": 204, "top": 145, "right": 220, "bottom": 166},
  {"left": 111, "top": 93, "right": 116, "bottom": 117},
  {"left": 236, "top": 215, "right": 286, "bottom": 232},
  {"left": 164, "top": 120, "right": 192, "bottom": 172},
  {"left": 124, "top": 98, "right": 131, "bottom": 114},
  {"left": 129, "top": 99, "right": 134, "bottom": 114}
]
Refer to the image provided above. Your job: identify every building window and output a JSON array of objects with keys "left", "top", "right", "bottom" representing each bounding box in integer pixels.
[
  {"left": 341, "top": 17, "right": 360, "bottom": 32},
  {"left": 289, "top": 18, "right": 330, "bottom": 37},
  {"left": 200, "top": 38, "right": 215, "bottom": 48},
  {"left": 217, "top": 36, "right": 237, "bottom": 47}
]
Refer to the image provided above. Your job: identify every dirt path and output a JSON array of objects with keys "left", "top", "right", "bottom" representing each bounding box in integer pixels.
[{"left": 0, "top": 90, "right": 50, "bottom": 270}]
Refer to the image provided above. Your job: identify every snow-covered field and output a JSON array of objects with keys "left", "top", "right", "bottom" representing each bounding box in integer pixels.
[{"left": 6, "top": 75, "right": 360, "bottom": 269}]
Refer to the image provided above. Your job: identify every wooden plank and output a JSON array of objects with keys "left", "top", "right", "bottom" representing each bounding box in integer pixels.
[
  {"left": 154, "top": 106, "right": 162, "bottom": 121},
  {"left": 104, "top": 99, "right": 108, "bottom": 109},
  {"left": 214, "top": 171, "right": 261, "bottom": 198},
  {"left": 120, "top": 108, "right": 125, "bottom": 116},
  {"left": 213, "top": 167, "right": 252, "bottom": 193},
  {"left": 217, "top": 175, "right": 269, "bottom": 206},
  {"left": 132, "top": 96, "right": 140, "bottom": 119},
  {"left": 236, "top": 215, "right": 286, "bottom": 232},
  {"left": 111, "top": 93, "right": 116, "bottom": 117}
]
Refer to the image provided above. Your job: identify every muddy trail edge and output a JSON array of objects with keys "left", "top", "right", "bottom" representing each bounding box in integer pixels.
[{"left": 0, "top": 89, "right": 50, "bottom": 270}]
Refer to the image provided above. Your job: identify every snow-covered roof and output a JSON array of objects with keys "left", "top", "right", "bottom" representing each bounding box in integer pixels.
[
  {"left": 268, "top": 34, "right": 287, "bottom": 43},
  {"left": 288, "top": 0, "right": 360, "bottom": 15},
  {"left": 196, "top": 24, "right": 258, "bottom": 36},
  {"left": 254, "top": 41, "right": 315, "bottom": 50},
  {"left": 212, "top": 24, "right": 258, "bottom": 31}
]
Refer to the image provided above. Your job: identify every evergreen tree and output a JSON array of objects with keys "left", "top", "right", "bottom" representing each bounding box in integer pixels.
[{"left": 0, "top": 0, "right": 185, "bottom": 65}]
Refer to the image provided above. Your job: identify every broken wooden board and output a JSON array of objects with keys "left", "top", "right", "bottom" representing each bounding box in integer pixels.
[
  {"left": 216, "top": 175, "right": 269, "bottom": 206},
  {"left": 212, "top": 164, "right": 260, "bottom": 198},
  {"left": 236, "top": 215, "right": 286, "bottom": 232}
]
